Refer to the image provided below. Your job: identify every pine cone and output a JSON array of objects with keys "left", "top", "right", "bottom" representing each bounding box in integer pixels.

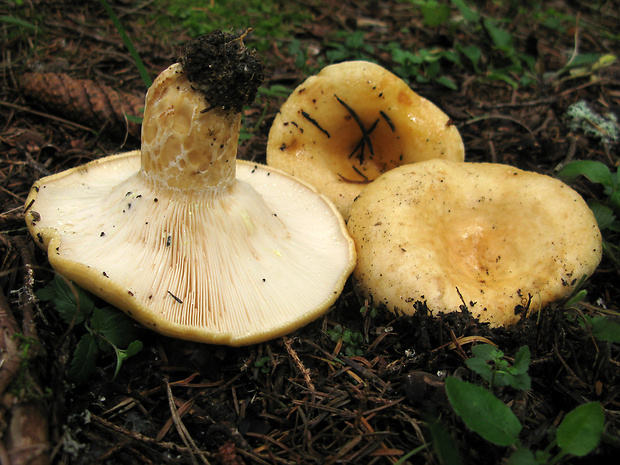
[{"left": 20, "top": 72, "right": 144, "bottom": 139}]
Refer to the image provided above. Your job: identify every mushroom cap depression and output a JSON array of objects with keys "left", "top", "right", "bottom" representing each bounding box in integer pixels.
[
  {"left": 347, "top": 159, "right": 602, "bottom": 327},
  {"left": 267, "top": 61, "right": 465, "bottom": 218},
  {"left": 25, "top": 37, "right": 356, "bottom": 346}
]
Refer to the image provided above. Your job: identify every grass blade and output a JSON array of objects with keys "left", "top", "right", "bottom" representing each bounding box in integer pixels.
[{"left": 98, "top": 0, "right": 152, "bottom": 88}]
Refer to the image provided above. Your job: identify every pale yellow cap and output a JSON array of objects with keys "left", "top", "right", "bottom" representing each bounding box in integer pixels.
[
  {"left": 347, "top": 159, "right": 602, "bottom": 327},
  {"left": 267, "top": 61, "right": 465, "bottom": 218}
]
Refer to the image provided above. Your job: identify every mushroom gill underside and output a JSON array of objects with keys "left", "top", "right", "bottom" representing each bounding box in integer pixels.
[{"left": 26, "top": 152, "right": 354, "bottom": 345}]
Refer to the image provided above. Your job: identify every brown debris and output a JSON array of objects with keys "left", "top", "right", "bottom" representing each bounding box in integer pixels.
[
  {"left": 0, "top": 238, "right": 50, "bottom": 465},
  {"left": 215, "top": 442, "right": 246, "bottom": 465}
]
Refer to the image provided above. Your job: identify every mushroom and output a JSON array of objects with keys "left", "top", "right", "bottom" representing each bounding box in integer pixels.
[
  {"left": 347, "top": 159, "right": 602, "bottom": 327},
  {"left": 266, "top": 60, "right": 465, "bottom": 218},
  {"left": 24, "top": 31, "right": 356, "bottom": 346}
]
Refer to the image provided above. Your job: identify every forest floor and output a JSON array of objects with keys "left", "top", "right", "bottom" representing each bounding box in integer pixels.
[{"left": 1, "top": 0, "right": 619, "bottom": 464}]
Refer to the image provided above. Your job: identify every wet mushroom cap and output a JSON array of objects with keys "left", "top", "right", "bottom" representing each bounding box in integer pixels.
[
  {"left": 347, "top": 159, "right": 602, "bottom": 327},
  {"left": 24, "top": 34, "right": 356, "bottom": 346},
  {"left": 267, "top": 60, "right": 465, "bottom": 218}
]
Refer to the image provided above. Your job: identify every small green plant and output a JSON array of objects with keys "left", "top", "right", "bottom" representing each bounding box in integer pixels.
[
  {"left": 579, "top": 314, "right": 620, "bottom": 343},
  {"left": 563, "top": 306, "right": 620, "bottom": 344},
  {"left": 392, "top": 0, "right": 536, "bottom": 89},
  {"left": 325, "top": 31, "right": 376, "bottom": 63},
  {"left": 156, "top": 0, "right": 311, "bottom": 51},
  {"left": 36, "top": 274, "right": 143, "bottom": 382},
  {"left": 412, "top": 0, "right": 452, "bottom": 27},
  {"left": 440, "top": 1, "right": 607, "bottom": 89},
  {"left": 327, "top": 324, "right": 364, "bottom": 357},
  {"left": 558, "top": 160, "right": 620, "bottom": 263},
  {"left": 563, "top": 278, "right": 620, "bottom": 350},
  {"left": 287, "top": 39, "right": 323, "bottom": 75},
  {"left": 481, "top": 18, "right": 538, "bottom": 88},
  {"left": 360, "top": 305, "right": 377, "bottom": 319},
  {"left": 445, "top": 377, "right": 606, "bottom": 463},
  {"left": 465, "top": 344, "right": 531, "bottom": 390},
  {"left": 254, "top": 356, "right": 271, "bottom": 374},
  {"left": 288, "top": 38, "right": 308, "bottom": 70},
  {"left": 388, "top": 44, "right": 459, "bottom": 89}
]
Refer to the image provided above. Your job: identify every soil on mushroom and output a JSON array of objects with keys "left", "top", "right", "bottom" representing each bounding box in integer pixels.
[{"left": 1, "top": 1, "right": 618, "bottom": 464}]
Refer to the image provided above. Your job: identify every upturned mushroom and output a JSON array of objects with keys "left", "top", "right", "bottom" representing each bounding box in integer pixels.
[
  {"left": 24, "top": 32, "right": 356, "bottom": 346},
  {"left": 267, "top": 60, "right": 465, "bottom": 218},
  {"left": 347, "top": 159, "right": 602, "bottom": 327}
]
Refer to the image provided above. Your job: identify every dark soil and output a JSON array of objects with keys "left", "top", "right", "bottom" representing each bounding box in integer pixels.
[{"left": 1, "top": 1, "right": 619, "bottom": 464}]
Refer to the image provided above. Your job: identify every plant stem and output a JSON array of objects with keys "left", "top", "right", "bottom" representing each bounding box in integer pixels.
[
  {"left": 548, "top": 449, "right": 568, "bottom": 465},
  {"left": 394, "top": 443, "right": 430, "bottom": 465}
]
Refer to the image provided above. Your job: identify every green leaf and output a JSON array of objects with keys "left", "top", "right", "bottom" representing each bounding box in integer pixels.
[
  {"left": 588, "top": 202, "right": 616, "bottom": 230},
  {"left": 558, "top": 160, "right": 613, "bottom": 186},
  {"left": 125, "top": 114, "right": 143, "bottom": 124},
  {"left": 421, "top": 2, "right": 450, "bottom": 27},
  {"left": 507, "top": 446, "right": 538, "bottom": 465},
  {"left": 484, "top": 19, "right": 513, "bottom": 51},
  {"left": 565, "top": 288, "right": 588, "bottom": 307},
  {"left": 556, "top": 402, "right": 605, "bottom": 456},
  {"left": 465, "top": 357, "right": 493, "bottom": 381},
  {"left": 124, "top": 339, "right": 143, "bottom": 357},
  {"left": 260, "top": 84, "right": 293, "bottom": 99},
  {"left": 427, "top": 416, "right": 463, "bottom": 465},
  {"left": 445, "top": 377, "right": 522, "bottom": 446},
  {"left": 458, "top": 44, "right": 482, "bottom": 71},
  {"left": 609, "top": 190, "right": 620, "bottom": 212},
  {"left": 511, "top": 346, "right": 531, "bottom": 375},
  {"left": 590, "top": 316, "right": 620, "bottom": 343},
  {"left": 91, "top": 307, "right": 140, "bottom": 348},
  {"left": 113, "top": 340, "right": 143, "bottom": 379},
  {"left": 566, "top": 53, "right": 604, "bottom": 70},
  {"left": 436, "top": 75, "right": 458, "bottom": 90},
  {"left": 52, "top": 275, "right": 95, "bottom": 325},
  {"left": 70, "top": 333, "right": 98, "bottom": 382},
  {"left": 471, "top": 344, "right": 502, "bottom": 361},
  {"left": 486, "top": 70, "right": 520, "bottom": 88},
  {"left": 34, "top": 283, "right": 55, "bottom": 302},
  {"left": 491, "top": 372, "right": 512, "bottom": 388},
  {"left": 507, "top": 372, "right": 531, "bottom": 391},
  {"left": 451, "top": 0, "right": 480, "bottom": 23}
]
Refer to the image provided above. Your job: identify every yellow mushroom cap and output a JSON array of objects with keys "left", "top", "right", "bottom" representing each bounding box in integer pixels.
[
  {"left": 267, "top": 60, "right": 465, "bottom": 218},
  {"left": 347, "top": 159, "right": 602, "bottom": 327},
  {"left": 25, "top": 47, "right": 356, "bottom": 346}
]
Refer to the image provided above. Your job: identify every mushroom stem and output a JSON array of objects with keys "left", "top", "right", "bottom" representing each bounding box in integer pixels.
[
  {"left": 140, "top": 64, "right": 240, "bottom": 192},
  {"left": 140, "top": 31, "right": 263, "bottom": 193}
]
